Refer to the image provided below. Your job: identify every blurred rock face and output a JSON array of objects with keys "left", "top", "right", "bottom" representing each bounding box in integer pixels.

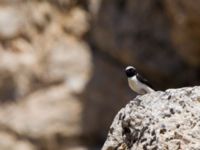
[
  {"left": 165, "top": 0, "right": 200, "bottom": 66},
  {"left": 91, "top": 0, "right": 200, "bottom": 89},
  {"left": 0, "top": 1, "right": 92, "bottom": 97},
  {"left": 0, "top": 1, "right": 93, "bottom": 149},
  {"left": 0, "top": 0, "right": 199, "bottom": 149}
]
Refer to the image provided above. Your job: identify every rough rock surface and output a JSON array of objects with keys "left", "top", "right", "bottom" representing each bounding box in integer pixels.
[{"left": 102, "top": 86, "right": 200, "bottom": 150}]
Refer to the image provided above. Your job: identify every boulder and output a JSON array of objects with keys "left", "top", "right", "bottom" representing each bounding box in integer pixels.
[{"left": 102, "top": 86, "right": 200, "bottom": 150}]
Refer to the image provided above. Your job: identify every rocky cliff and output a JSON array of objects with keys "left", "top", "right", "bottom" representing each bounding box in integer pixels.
[{"left": 102, "top": 86, "right": 200, "bottom": 150}]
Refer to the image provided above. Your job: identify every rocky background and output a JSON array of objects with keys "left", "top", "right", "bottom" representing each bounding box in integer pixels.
[{"left": 0, "top": 0, "right": 199, "bottom": 149}]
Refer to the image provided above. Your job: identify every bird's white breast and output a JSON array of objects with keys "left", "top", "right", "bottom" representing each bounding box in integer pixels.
[
  {"left": 128, "top": 76, "right": 140, "bottom": 91},
  {"left": 128, "top": 76, "right": 154, "bottom": 94}
]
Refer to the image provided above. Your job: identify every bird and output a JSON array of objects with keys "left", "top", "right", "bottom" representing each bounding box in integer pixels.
[{"left": 125, "top": 66, "right": 155, "bottom": 95}]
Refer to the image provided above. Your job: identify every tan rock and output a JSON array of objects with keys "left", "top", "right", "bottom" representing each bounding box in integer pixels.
[
  {"left": 0, "top": 85, "right": 82, "bottom": 138},
  {"left": 0, "top": 131, "right": 36, "bottom": 150},
  {"left": 0, "top": 0, "right": 95, "bottom": 149},
  {"left": 0, "top": 6, "right": 25, "bottom": 40},
  {"left": 63, "top": 7, "right": 90, "bottom": 37},
  {"left": 0, "top": 47, "right": 37, "bottom": 100},
  {"left": 37, "top": 35, "right": 92, "bottom": 94},
  {"left": 0, "top": 7, "right": 92, "bottom": 100}
]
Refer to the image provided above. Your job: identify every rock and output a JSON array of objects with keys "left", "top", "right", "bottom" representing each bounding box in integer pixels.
[
  {"left": 90, "top": 0, "right": 200, "bottom": 89},
  {"left": 0, "top": 8, "right": 92, "bottom": 100},
  {"left": 50, "top": 0, "right": 77, "bottom": 8},
  {"left": 0, "top": 84, "right": 82, "bottom": 149},
  {"left": 91, "top": 0, "right": 180, "bottom": 88},
  {"left": 0, "top": 47, "right": 38, "bottom": 100},
  {"left": 27, "top": 1, "right": 52, "bottom": 32},
  {"left": 0, "top": 6, "right": 25, "bottom": 40},
  {"left": 88, "top": 0, "right": 102, "bottom": 16},
  {"left": 0, "top": 2, "right": 93, "bottom": 148},
  {"left": 62, "top": 7, "right": 89, "bottom": 37},
  {"left": 36, "top": 35, "right": 92, "bottom": 94},
  {"left": 0, "top": 2, "right": 92, "bottom": 101},
  {"left": 4, "top": 0, "right": 200, "bottom": 149},
  {"left": 102, "top": 86, "right": 200, "bottom": 150},
  {"left": 165, "top": 0, "right": 200, "bottom": 66},
  {"left": 0, "top": 131, "right": 36, "bottom": 150}
]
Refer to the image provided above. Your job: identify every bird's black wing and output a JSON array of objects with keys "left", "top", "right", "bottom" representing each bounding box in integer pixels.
[{"left": 136, "top": 73, "right": 154, "bottom": 89}]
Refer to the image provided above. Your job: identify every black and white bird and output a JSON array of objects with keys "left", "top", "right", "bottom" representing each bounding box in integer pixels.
[{"left": 125, "top": 66, "right": 155, "bottom": 94}]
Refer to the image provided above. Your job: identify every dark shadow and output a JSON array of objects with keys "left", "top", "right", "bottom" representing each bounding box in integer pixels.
[{"left": 80, "top": 50, "right": 135, "bottom": 147}]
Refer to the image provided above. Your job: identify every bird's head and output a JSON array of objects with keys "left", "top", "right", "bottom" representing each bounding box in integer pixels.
[{"left": 125, "top": 66, "right": 136, "bottom": 78}]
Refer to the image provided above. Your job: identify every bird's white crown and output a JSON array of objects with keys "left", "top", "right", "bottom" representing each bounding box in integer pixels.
[{"left": 125, "top": 66, "right": 135, "bottom": 71}]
